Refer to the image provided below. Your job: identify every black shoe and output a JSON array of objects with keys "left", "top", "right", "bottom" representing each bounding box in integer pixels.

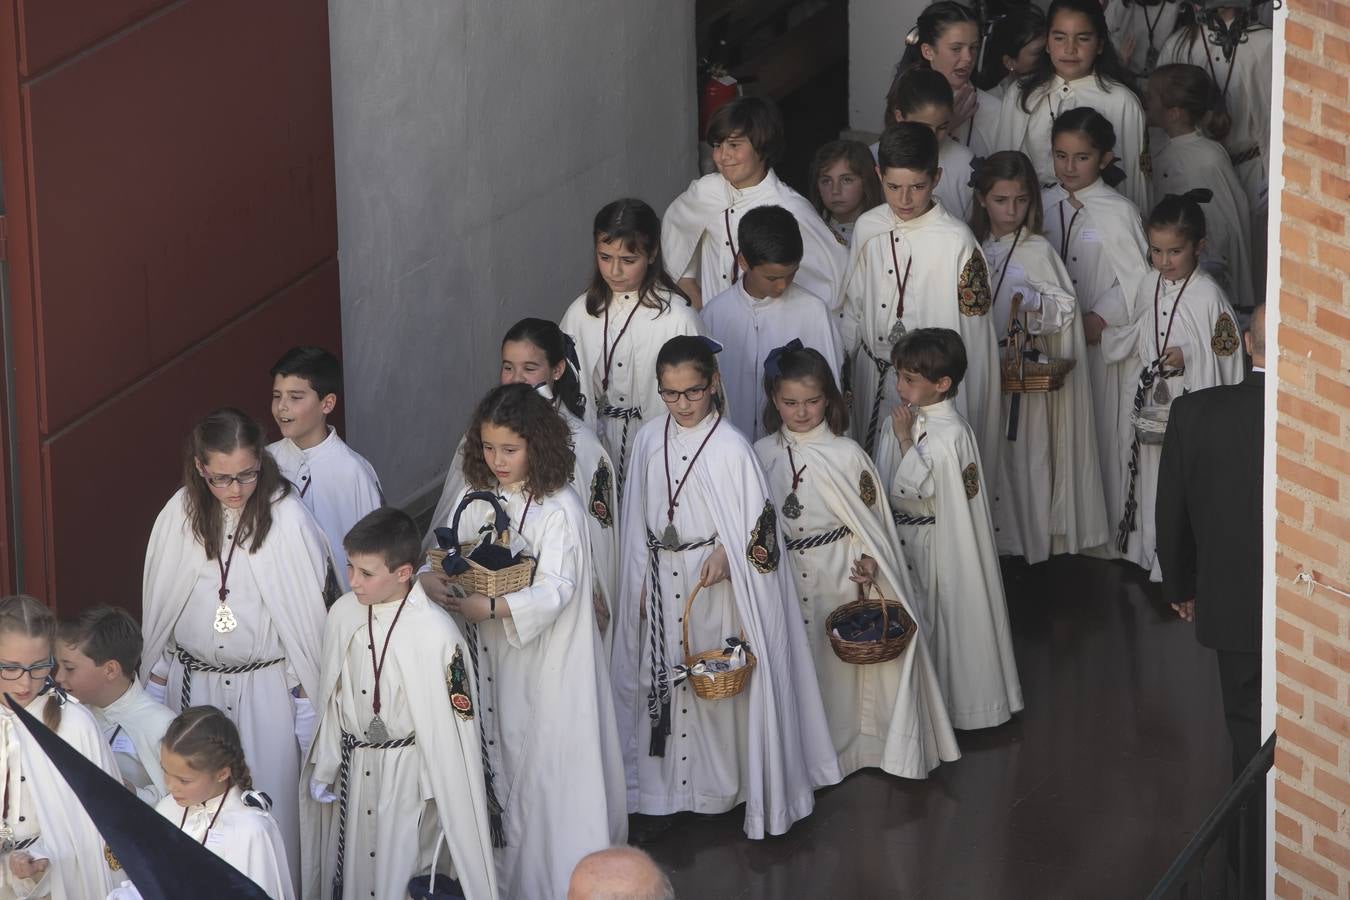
[{"left": 629, "top": 814, "right": 675, "bottom": 844}]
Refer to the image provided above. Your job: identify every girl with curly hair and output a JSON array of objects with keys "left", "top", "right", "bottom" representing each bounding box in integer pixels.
[{"left": 421, "top": 383, "right": 626, "bottom": 899}]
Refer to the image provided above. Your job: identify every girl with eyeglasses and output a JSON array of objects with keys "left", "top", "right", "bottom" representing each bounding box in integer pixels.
[
  {"left": 0, "top": 594, "right": 122, "bottom": 899},
  {"left": 141, "top": 407, "right": 329, "bottom": 891},
  {"left": 611, "top": 335, "right": 840, "bottom": 843}
]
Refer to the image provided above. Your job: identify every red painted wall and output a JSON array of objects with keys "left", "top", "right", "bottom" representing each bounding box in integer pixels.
[{"left": 0, "top": 0, "right": 341, "bottom": 613}]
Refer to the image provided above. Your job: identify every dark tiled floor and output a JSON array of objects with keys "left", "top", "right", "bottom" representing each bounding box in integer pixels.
[{"left": 645, "top": 554, "right": 1232, "bottom": 899}]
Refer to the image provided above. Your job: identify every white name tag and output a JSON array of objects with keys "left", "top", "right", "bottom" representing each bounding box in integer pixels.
[
  {"left": 110, "top": 732, "right": 137, "bottom": 756},
  {"left": 1079, "top": 228, "right": 1102, "bottom": 244}
]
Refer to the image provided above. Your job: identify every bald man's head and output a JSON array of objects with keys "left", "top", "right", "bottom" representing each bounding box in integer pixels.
[
  {"left": 1246, "top": 303, "right": 1266, "bottom": 367},
  {"left": 567, "top": 846, "right": 675, "bottom": 900}
]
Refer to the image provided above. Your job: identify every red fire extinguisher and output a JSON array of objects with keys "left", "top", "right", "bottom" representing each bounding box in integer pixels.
[{"left": 699, "top": 66, "right": 739, "bottom": 137}]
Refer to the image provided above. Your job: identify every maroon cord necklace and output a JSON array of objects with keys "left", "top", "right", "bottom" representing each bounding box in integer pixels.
[
  {"left": 365, "top": 593, "right": 411, "bottom": 742},
  {"left": 661, "top": 414, "right": 722, "bottom": 547},
  {"left": 600, "top": 300, "right": 642, "bottom": 408},
  {"left": 180, "top": 788, "right": 230, "bottom": 845},
  {"left": 1151, "top": 269, "right": 1194, "bottom": 404}
]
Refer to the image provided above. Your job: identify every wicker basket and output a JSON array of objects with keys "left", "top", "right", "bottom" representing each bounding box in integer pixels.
[
  {"left": 1000, "top": 293, "right": 1076, "bottom": 394},
  {"left": 1131, "top": 407, "right": 1170, "bottom": 445},
  {"left": 826, "top": 581, "right": 916, "bottom": 665},
  {"left": 680, "top": 582, "right": 756, "bottom": 700},
  {"left": 428, "top": 491, "right": 537, "bottom": 596}
]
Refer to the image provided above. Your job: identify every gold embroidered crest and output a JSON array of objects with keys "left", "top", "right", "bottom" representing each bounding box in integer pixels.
[
  {"left": 448, "top": 646, "right": 474, "bottom": 721},
  {"left": 746, "top": 501, "right": 780, "bottom": 574},
  {"left": 104, "top": 843, "right": 121, "bottom": 871},
  {"left": 588, "top": 460, "right": 614, "bottom": 528},
  {"left": 1211, "top": 312, "right": 1239, "bottom": 357},
  {"left": 962, "top": 463, "right": 980, "bottom": 500},
  {"left": 859, "top": 471, "right": 877, "bottom": 507},
  {"left": 958, "top": 254, "right": 992, "bottom": 317}
]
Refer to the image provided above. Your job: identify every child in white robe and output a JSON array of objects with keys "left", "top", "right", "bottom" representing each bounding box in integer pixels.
[
  {"left": 423, "top": 319, "right": 618, "bottom": 634},
  {"left": 807, "top": 141, "right": 882, "bottom": 248},
  {"left": 1041, "top": 108, "right": 1150, "bottom": 537},
  {"left": 978, "top": 9, "right": 1046, "bottom": 99},
  {"left": 421, "top": 385, "right": 626, "bottom": 900},
  {"left": 611, "top": 336, "right": 840, "bottom": 841},
  {"left": 873, "top": 329, "right": 1024, "bottom": 730},
  {"left": 267, "top": 346, "right": 382, "bottom": 595},
  {"left": 661, "top": 97, "right": 847, "bottom": 310},
  {"left": 752, "top": 342, "right": 959, "bottom": 778},
  {"left": 1105, "top": 0, "right": 1184, "bottom": 79},
  {"left": 1158, "top": 3, "right": 1271, "bottom": 289},
  {"left": 304, "top": 508, "right": 497, "bottom": 900},
  {"left": 0, "top": 595, "right": 121, "bottom": 900},
  {"left": 141, "top": 408, "right": 329, "bottom": 888},
  {"left": 1103, "top": 191, "right": 1243, "bottom": 580},
  {"left": 898, "top": 2, "right": 1001, "bottom": 156},
  {"left": 996, "top": 0, "right": 1153, "bottom": 214},
  {"left": 842, "top": 122, "right": 1001, "bottom": 476},
  {"left": 145, "top": 707, "right": 293, "bottom": 900},
  {"left": 972, "top": 152, "right": 1109, "bottom": 563},
  {"left": 877, "top": 67, "right": 975, "bottom": 221},
  {"left": 56, "top": 607, "right": 174, "bottom": 804},
  {"left": 701, "top": 205, "right": 844, "bottom": 442},
  {"left": 562, "top": 199, "right": 705, "bottom": 501},
  {"left": 1146, "top": 63, "right": 1254, "bottom": 311}
]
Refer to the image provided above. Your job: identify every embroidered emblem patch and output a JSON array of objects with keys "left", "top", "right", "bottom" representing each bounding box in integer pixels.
[
  {"left": 448, "top": 646, "right": 474, "bottom": 721},
  {"left": 589, "top": 460, "right": 614, "bottom": 528},
  {"left": 747, "top": 501, "right": 781, "bottom": 574},
  {"left": 962, "top": 463, "right": 980, "bottom": 500},
  {"left": 104, "top": 843, "right": 121, "bottom": 871},
  {"left": 958, "top": 254, "right": 992, "bottom": 317},
  {"left": 859, "top": 471, "right": 877, "bottom": 507},
  {"left": 1211, "top": 312, "right": 1239, "bottom": 357}
]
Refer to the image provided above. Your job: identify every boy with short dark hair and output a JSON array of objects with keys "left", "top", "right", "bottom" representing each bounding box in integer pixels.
[
  {"left": 268, "top": 346, "right": 383, "bottom": 592},
  {"left": 700, "top": 204, "right": 844, "bottom": 440},
  {"left": 873, "top": 328, "right": 1023, "bottom": 731},
  {"left": 842, "top": 122, "right": 1001, "bottom": 479},
  {"left": 301, "top": 507, "right": 496, "bottom": 900},
  {"left": 57, "top": 606, "right": 175, "bottom": 802},
  {"left": 662, "top": 96, "right": 847, "bottom": 309}
]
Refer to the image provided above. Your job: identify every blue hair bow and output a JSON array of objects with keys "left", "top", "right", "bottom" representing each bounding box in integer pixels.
[
  {"left": 562, "top": 332, "right": 581, "bottom": 371},
  {"left": 763, "top": 338, "right": 804, "bottom": 378},
  {"left": 698, "top": 335, "right": 725, "bottom": 354}
]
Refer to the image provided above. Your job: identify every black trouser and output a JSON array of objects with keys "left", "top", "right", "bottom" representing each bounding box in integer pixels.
[{"left": 1216, "top": 648, "right": 1262, "bottom": 894}]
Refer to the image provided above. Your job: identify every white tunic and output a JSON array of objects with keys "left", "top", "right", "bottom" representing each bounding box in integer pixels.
[
  {"left": 93, "top": 679, "right": 175, "bottom": 804},
  {"left": 1151, "top": 130, "right": 1254, "bottom": 310},
  {"left": 1042, "top": 180, "right": 1150, "bottom": 537},
  {"left": 874, "top": 400, "right": 1024, "bottom": 730},
  {"left": 700, "top": 280, "right": 844, "bottom": 442},
  {"left": 0, "top": 697, "right": 120, "bottom": 900},
  {"left": 985, "top": 230, "right": 1109, "bottom": 563},
  {"left": 268, "top": 427, "right": 383, "bottom": 593},
  {"left": 661, "top": 170, "right": 849, "bottom": 306},
  {"left": 302, "top": 586, "right": 498, "bottom": 900},
  {"left": 612, "top": 413, "right": 841, "bottom": 838},
  {"left": 841, "top": 202, "right": 1002, "bottom": 478},
  {"left": 446, "top": 486, "right": 626, "bottom": 900},
  {"left": 1159, "top": 23, "right": 1272, "bottom": 216},
  {"left": 561, "top": 290, "right": 705, "bottom": 500},
  {"left": 154, "top": 789, "right": 294, "bottom": 900},
  {"left": 1105, "top": 0, "right": 1185, "bottom": 77},
  {"left": 995, "top": 74, "right": 1153, "bottom": 213},
  {"left": 423, "top": 400, "right": 619, "bottom": 644},
  {"left": 141, "top": 490, "right": 329, "bottom": 889},
  {"left": 752, "top": 424, "right": 960, "bottom": 778},
  {"left": 1101, "top": 268, "right": 1243, "bottom": 579}
]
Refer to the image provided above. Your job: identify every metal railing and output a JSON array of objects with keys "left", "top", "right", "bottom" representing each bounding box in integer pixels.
[{"left": 1148, "top": 734, "right": 1275, "bottom": 899}]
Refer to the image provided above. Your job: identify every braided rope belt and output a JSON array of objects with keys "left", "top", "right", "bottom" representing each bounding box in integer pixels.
[
  {"left": 0, "top": 834, "right": 40, "bottom": 855},
  {"left": 860, "top": 343, "right": 894, "bottom": 456},
  {"left": 784, "top": 524, "right": 852, "bottom": 551},
  {"left": 892, "top": 512, "right": 936, "bottom": 526},
  {"left": 175, "top": 648, "right": 284, "bottom": 710},
  {"left": 332, "top": 731, "right": 416, "bottom": 900},
  {"left": 643, "top": 529, "right": 718, "bottom": 757},
  {"left": 599, "top": 404, "right": 642, "bottom": 501}
]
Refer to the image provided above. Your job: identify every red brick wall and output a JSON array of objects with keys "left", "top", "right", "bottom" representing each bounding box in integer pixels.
[{"left": 1275, "top": 2, "right": 1350, "bottom": 896}]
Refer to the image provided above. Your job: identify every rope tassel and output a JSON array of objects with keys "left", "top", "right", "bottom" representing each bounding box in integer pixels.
[{"left": 1116, "top": 362, "right": 1159, "bottom": 552}]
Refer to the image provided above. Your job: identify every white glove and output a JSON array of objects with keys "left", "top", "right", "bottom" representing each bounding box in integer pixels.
[
  {"left": 108, "top": 881, "right": 145, "bottom": 900},
  {"left": 144, "top": 679, "right": 167, "bottom": 705},
  {"left": 309, "top": 778, "right": 337, "bottom": 804},
  {"left": 292, "top": 695, "right": 317, "bottom": 761}
]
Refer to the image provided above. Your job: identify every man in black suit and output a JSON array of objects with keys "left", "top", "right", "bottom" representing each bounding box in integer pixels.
[
  {"left": 1156, "top": 303, "right": 1264, "bottom": 778},
  {"left": 1155, "top": 303, "right": 1264, "bottom": 890}
]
